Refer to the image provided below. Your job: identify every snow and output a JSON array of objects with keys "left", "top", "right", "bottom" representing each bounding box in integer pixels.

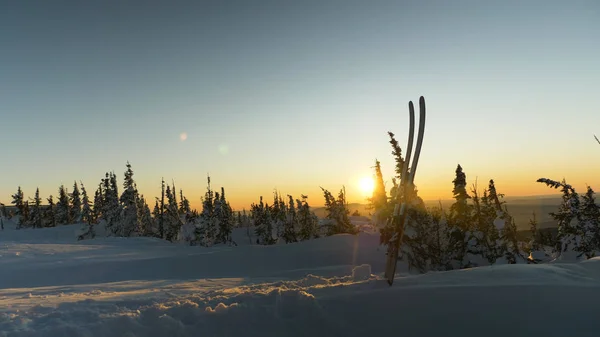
[{"left": 1, "top": 223, "right": 599, "bottom": 336}]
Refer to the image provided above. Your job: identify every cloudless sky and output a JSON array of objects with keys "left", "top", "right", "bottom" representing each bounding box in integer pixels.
[{"left": 1, "top": 0, "right": 599, "bottom": 210}]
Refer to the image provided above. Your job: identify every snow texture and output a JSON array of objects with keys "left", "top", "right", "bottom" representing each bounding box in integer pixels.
[{"left": 0, "top": 221, "right": 599, "bottom": 336}]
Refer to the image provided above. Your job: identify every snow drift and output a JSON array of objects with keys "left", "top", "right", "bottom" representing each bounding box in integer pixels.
[{"left": 0, "top": 223, "right": 599, "bottom": 337}]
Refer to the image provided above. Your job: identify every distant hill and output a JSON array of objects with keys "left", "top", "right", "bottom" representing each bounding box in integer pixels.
[{"left": 311, "top": 195, "right": 562, "bottom": 231}]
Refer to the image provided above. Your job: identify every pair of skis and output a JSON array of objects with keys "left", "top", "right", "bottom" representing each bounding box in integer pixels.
[{"left": 384, "top": 96, "right": 426, "bottom": 286}]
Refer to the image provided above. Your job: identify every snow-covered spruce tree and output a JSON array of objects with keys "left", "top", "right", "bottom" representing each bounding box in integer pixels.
[
  {"left": 239, "top": 209, "right": 253, "bottom": 244},
  {"left": 156, "top": 178, "right": 166, "bottom": 239},
  {"left": 56, "top": 185, "right": 71, "bottom": 225},
  {"left": 577, "top": 186, "right": 600, "bottom": 258},
  {"left": 102, "top": 172, "right": 123, "bottom": 236},
  {"left": 216, "top": 187, "right": 234, "bottom": 245},
  {"left": 152, "top": 200, "right": 161, "bottom": 235},
  {"left": 136, "top": 194, "right": 154, "bottom": 237},
  {"left": 197, "top": 176, "right": 218, "bottom": 246},
  {"left": 44, "top": 196, "right": 56, "bottom": 227},
  {"left": 69, "top": 181, "right": 82, "bottom": 223},
  {"left": 281, "top": 194, "right": 298, "bottom": 243},
  {"left": 483, "top": 179, "right": 525, "bottom": 264},
  {"left": 78, "top": 183, "right": 95, "bottom": 240},
  {"left": 468, "top": 181, "right": 501, "bottom": 265},
  {"left": 429, "top": 203, "right": 453, "bottom": 270},
  {"left": 270, "top": 191, "right": 287, "bottom": 240},
  {"left": 22, "top": 201, "right": 30, "bottom": 227},
  {"left": 80, "top": 182, "right": 92, "bottom": 225},
  {"left": 321, "top": 186, "right": 357, "bottom": 236},
  {"left": 537, "top": 178, "right": 583, "bottom": 260},
  {"left": 163, "top": 184, "right": 182, "bottom": 242},
  {"left": 297, "top": 195, "right": 319, "bottom": 240},
  {"left": 479, "top": 187, "right": 503, "bottom": 264},
  {"left": 368, "top": 159, "right": 392, "bottom": 228},
  {"left": 92, "top": 184, "right": 104, "bottom": 223},
  {"left": 448, "top": 164, "right": 473, "bottom": 268},
  {"left": 179, "top": 189, "right": 191, "bottom": 215},
  {"left": 11, "top": 186, "right": 25, "bottom": 228},
  {"left": 119, "top": 162, "right": 140, "bottom": 237},
  {"left": 29, "top": 188, "right": 43, "bottom": 229},
  {"left": 527, "top": 213, "right": 546, "bottom": 263},
  {"left": 252, "top": 196, "right": 276, "bottom": 245}
]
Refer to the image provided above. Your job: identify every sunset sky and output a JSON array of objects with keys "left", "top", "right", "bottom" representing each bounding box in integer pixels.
[{"left": 1, "top": 0, "right": 599, "bottom": 211}]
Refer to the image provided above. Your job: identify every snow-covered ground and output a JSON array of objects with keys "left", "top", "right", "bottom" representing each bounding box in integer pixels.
[{"left": 1, "top": 220, "right": 599, "bottom": 337}]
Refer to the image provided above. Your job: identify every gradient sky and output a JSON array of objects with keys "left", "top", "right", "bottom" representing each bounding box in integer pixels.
[{"left": 1, "top": 0, "right": 599, "bottom": 210}]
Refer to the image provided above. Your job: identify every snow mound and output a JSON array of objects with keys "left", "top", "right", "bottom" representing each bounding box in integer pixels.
[{"left": 351, "top": 264, "right": 372, "bottom": 281}]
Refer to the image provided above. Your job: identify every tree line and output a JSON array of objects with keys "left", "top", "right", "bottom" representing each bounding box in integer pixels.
[{"left": 3, "top": 162, "right": 358, "bottom": 246}]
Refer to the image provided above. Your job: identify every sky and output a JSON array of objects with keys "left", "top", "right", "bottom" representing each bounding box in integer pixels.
[{"left": 0, "top": 0, "right": 599, "bottom": 210}]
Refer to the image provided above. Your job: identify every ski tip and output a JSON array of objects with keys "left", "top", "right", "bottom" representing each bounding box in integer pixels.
[
  {"left": 408, "top": 101, "right": 414, "bottom": 108},
  {"left": 419, "top": 96, "right": 425, "bottom": 104}
]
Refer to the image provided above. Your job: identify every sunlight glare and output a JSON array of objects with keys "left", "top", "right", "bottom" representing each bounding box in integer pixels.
[{"left": 359, "top": 176, "right": 375, "bottom": 195}]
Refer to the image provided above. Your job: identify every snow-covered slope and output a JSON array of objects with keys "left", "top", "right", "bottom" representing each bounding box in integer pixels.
[{"left": 1, "top": 224, "right": 599, "bottom": 337}]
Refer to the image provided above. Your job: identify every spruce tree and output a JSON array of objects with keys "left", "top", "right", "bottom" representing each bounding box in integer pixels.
[
  {"left": 281, "top": 195, "right": 298, "bottom": 243},
  {"left": 93, "top": 184, "right": 104, "bottom": 223},
  {"left": 80, "top": 182, "right": 92, "bottom": 225},
  {"left": 11, "top": 186, "right": 25, "bottom": 228},
  {"left": 197, "top": 176, "right": 217, "bottom": 246},
  {"left": 297, "top": 195, "right": 319, "bottom": 240},
  {"left": 216, "top": 187, "right": 234, "bottom": 245},
  {"left": 44, "top": 195, "right": 56, "bottom": 228},
  {"left": 156, "top": 178, "right": 166, "bottom": 239},
  {"left": 537, "top": 178, "right": 582, "bottom": 260},
  {"left": 30, "top": 188, "right": 43, "bottom": 228},
  {"left": 179, "top": 189, "right": 191, "bottom": 215},
  {"left": 136, "top": 194, "right": 153, "bottom": 237},
  {"left": 321, "top": 187, "right": 356, "bottom": 236},
  {"left": 78, "top": 182, "right": 95, "bottom": 240},
  {"left": 369, "top": 159, "right": 390, "bottom": 227},
  {"left": 578, "top": 186, "right": 600, "bottom": 258},
  {"left": 448, "top": 164, "right": 472, "bottom": 268},
  {"left": 69, "top": 181, "right": 82, "bottom": 223},
  {"left": 270, "top": 191, "right": 286, "bottom": 240},
  {"left": 119, "top": 162, "right": 139, "bottom": 237},
  {"left": 102, "top": 172, "right": 123, "bottom": 236},
  {"left": 163, "top": 184, "right": 181, "bottom": 242},
  {"left": 56, "top": 185, "right": 71, "bottom": 225},
  {"left": 252, "top": 196, "right": 276, "bottom": 245}
]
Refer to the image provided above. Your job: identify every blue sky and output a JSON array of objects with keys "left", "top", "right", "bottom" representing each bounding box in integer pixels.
[{"left": 1, "top": 0, "right": 599, "bottom": 209}]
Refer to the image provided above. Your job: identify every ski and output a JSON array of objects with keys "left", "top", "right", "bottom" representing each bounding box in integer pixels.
[{"left": 384, "top": 96, "right": 426, "bottom": 286}]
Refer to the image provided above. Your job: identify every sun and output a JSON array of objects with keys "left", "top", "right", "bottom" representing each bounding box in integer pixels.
[{"left": 359, "top": 176, "right": 375, "bottom": 195}]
